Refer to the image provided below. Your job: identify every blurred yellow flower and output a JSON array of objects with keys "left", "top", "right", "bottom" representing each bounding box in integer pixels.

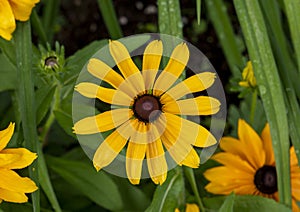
[
  {"left": 0, "top": 0, "right": 40, "bottom": 40},
  {"left": 239, "top": 61, "right": 256, "bottom": 88},
  {"left": 175, "top": 203, "right": 200, "bottom": 212},
  {"left": 74, "top": 40, "right": 220, "bottom": 185},
  {"left": 204, "top": 119, "right": 300, "bottom": 212},
  {"left": 0, "top": 122, "right": 38, "bottom": 203}
]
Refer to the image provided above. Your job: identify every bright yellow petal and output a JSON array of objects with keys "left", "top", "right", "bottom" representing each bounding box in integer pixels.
[
  {"left": 238, "top": 119, "right": 266, "bottom": 169},
  {"left": 142, "top": 40, "right": 163, "bottom": 89},
  {"left": 93, "top": 129, "right": 128, "bottom": 171},
  {"left": 0, "top": 122, "right": 15, "bottom": 151},
  {"left": 87, "top": 58, "right": 125, "bottom": 88},
  {"left": 73, "top": 108, "right": 132, "bottom": 134},
  {"left": 163, "top": 96, "right": 220, "bottom": 116},
  {"left": 0, "top": 188, "right": 28, "bottom": 203},
  {"left": 212, "top": 152, "right": 255, "bottom": 174},
  {"left": 186, "top": 204, "right": 199, "bottom": 212},
  {"left": 75, "top": 82, "right": 132, "bottom": 106},
  {"left": 160, "top": 72, "right": 216, "bottom": 102},
  {"left": 180, "top": 148, "right": 200, "bottom": 168},
  {"left": 126, "top": 141, "right": 147, "bottom": 184},
  {"left": 0, "top": 0, "right": 15, "bottom": 40},
  {"left": 9, "top": 0, "right": 39, "bottom": 21},
  {"left": 0, "top": 169, "right": 37, "bottom": 193},
  {"left": 175, "top": 208, "right": 180, "bottom": 212},
  {"left": 292, "top": 199, "right": 300, "bottom": 212},
  {"left": 146, "top": 139, "right": 167, "bottom": 185},
  {"left": 153, "top": 43, "right": 189, "bottom": 94},
  {"left": 261, "top": 123, "right": 275, "bottom": 165},
  {"left": 0, "top": 148, "right": 37, "bottom": 169}
]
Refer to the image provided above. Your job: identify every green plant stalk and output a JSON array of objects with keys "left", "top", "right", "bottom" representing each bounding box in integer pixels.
[
  {"left": 283, "top": 0, "right": 300, "bottom": 73},
  {"left": 196, "top": 0, "right": 201, "bottom": 25},
  {"left": 97, "top": 0, "right": 123, "bottom": 39},
  {"left": 206, "top": 0, "right": 244, "bottom": 77},
  {"left": 233, "top": 0, "right": 291, "bottom": 207},
  {"left": 249, "top": 89, "right": 257, "bottom": 125},
  {"left": 31, "top": 9, "right": 48, "bottom": 45},
  {"left": 15, "top": 21, "right": 40, "bottom": 212},
  {"left": 184, "top": 167, "right": 205, "bottom": 212}
]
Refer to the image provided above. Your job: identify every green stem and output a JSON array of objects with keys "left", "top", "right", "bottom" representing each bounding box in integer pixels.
[
  {"left": 196, "top": 0, "right": 201, "bottom": 25},
  {"left": 249, "top": 89, "right": 257, "bottom": 125},
  {"left": 15, "top": 21, "right": 40, "bottom": 212},
  {"left": 31, "top": 9, "right": 48, "bottom": 45},
  {"left": 184, "top": 167, "right": 205, "bottom": 212},
  {"left": 97, "top": 0, "right": 123, "bottom": 39}
]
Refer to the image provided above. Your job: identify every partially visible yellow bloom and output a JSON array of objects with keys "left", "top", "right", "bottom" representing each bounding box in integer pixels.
[
  {"left": 0, "top": 0, "right": 40, "bottom": 40},
  {"left": 74, "top": 40, "right": 220, "bottom": 185},
  {"left": 239, "top": 61, "right": 256, "bottom": 88},
  {"left": 204, "top": 119, "right": 300, "bottom": 212},
  {"left": 175, "top": 203, "right": 200, "bottom": 212},
  {"left": 0, "top": 122, "right": 38, "bottom": 203}
]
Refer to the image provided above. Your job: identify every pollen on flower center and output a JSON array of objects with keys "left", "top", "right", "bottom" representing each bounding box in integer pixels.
[
  {"left": 133, "top": 94, "right": 162, "bottom": 123},
  {"left": 254, "top": 165, "right": 278, "bottom": 194}
]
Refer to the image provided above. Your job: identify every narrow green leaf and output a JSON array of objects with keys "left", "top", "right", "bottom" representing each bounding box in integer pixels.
[
  {"left": 96, "top": 0, "right": 123, "bottom": 39},
  {"left": 31, "top": 9, "right": 48, "bottom": 45},
  {"left": 46, "top": 156, "right": 124, "bottom": 211},
  {"left": 0, "top": 37, "right": 16, "bottom": 65},
  {"left": 233, "top": 0, "right": 291, "bottom": 207},
  {"left": 36, "top": 85, "right": 56, "bottom": 125},
  {"left": 206, "top": 0, "right": 244, "bottom": 77},
  {"left": 53, "top": 109, "right": 74, "bottom": 137},
  {"left": 0, "top": 53, "right": 16, "bottom": 92},
  {"left": 219, "top": 193, "right": 235, "bottom": 212},
  {"left": 145, "top": 168, "right": 184, "bottom": 212},
  {"left": 196, "top": 0, "right": 201, "bottom": 25},
  {"left": 15, "top": 21, "right": 40, "bottom": 212},
  {"left": 283, "top": 0, "right": 300, "bottom": 73},
  {"left": 41, "top": 0, "right": 60, "bottom": 43}
]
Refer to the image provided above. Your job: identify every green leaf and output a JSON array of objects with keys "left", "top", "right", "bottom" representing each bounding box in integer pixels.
[
  {"left": 35, "top": 85, "right": 56, "bottom": 125},
  {"left": 46, "top": 155, "right": 124, "bottom": 211},
  {"left": 0, "top": 53, "right": 16, "bottom": 92},
  {"left": 0, "top": 37, "right": 16, "bottom": 66},
  {"left": 219, "top": 193, "right": 235, "bottom": 212},
  {"left": 233, "top": 0, "right": 291, "bottom": 206},
  {"left": 53, "top": 109, "right": 74, "bottom": 137},
  {"left": 145, "top": 168, "right": 184, "bottom": 212},
  {"left": 196, "top": 0, "right": 201, "bottom": 25}
]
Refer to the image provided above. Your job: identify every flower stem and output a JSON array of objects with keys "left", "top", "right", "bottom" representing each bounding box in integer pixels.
[
  {"left": 250, "top": 89, "right": 257, "bottom": 125},
  {"left": 184, "top": 167, "right": 205, "bottom": 212},
  {"left": 15, "top": 21, "right": 40, "bottom": 212}
]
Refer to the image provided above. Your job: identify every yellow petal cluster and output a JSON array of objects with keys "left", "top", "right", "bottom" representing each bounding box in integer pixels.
[
  {"left": 239, "top": 61, "right": 257, "bottom": 88},
  {"left": 0, "top": 123, "right": 38, "bottom": 203},
  {"left": 0, "top": 0, "right": 39, "bottom": 40}
]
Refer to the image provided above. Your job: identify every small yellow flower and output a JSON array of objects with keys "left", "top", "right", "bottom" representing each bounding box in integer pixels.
[
  {"left": 0, "top": 122, "right": 38, "bottom": 203},
  {"left": 175, "top": 203, "right": 200, "bottom": 212},
  {"left": 239, "top": 61, "right": 256, "bottom": 88},
  {"left": 0, "top": 0, "right": 40, "bottom": 40},
  {"left": 204, "top": 119, "right": 300, "bottom": 212},
  {"left": 74, "top": 40, "right": 220, "bottom": 185}
]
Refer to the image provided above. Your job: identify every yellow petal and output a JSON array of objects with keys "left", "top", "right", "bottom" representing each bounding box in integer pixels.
[
  {"left": 87, "top": 58, "right": 125, "bottom": 88},
  {"left": 175, "top": 208, "right": 180, "bottom": 212},
  {"left": 0, "top": 148, "right": 37, "bottom": 169},
  {"left": 142, "top": 40, "right": 163, "bottom": 89},
  {"left": 93, "top": 129, "right": 128, "bottom": 171},
  {"left": 160, "top": 72, "right": 216, "bottom": 102},
  {"left": 163, "top": 96, "right": 220, "bottom": 115},
  {"left": 73, "top": 108, "right": 132, "bottom": 134},
  {"left": 9, "top": 0, "right": 39, "bottom": 21},
  {"left": 0, "top": 169, "right": 37, "bottom": 193},
  {"left": 75, "top": 82, "right": 132, "bottom": 106},
  {"left": 261, "top": 123, "right": 275, "bottom": 165},
  {"left": 238, "top": 119, "right": 265, "bottom": 169},
  {"left": 153, "top": 43, "right": 189, "bottom": 94},
  {"left": 0, "top": 0, "right": 15, "bottom": 40},
  {"left": 180, "top": 148, "right": 200, "bottom": 168},
  {"left": 212, "top": 152, "right": 255, "bottom": 174},
  {"left": 126, "top": 141, "right": 147, "bottom": 184},
  {"left": 0, "top": 122, "right": 15, "bottom": 151},
  {"left": 146, "top": 139, "right": 167, "bottom": 185},
  {"left": 0, "top": 188, "right": 28, "bottom": 203},
  {"left": 186, "top": 204, "right": 199, "bottom": 212}
]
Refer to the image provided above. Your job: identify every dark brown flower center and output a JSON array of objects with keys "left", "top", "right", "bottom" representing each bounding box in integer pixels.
[
  {"left": 133, "top": 94, "right": 161, "bottom": 123},
  {"left": 254, "top": 165, "right": 277, "bottom": 194},
  {"left": 45, "top": 56, "right": 58, "bottom": 68}
]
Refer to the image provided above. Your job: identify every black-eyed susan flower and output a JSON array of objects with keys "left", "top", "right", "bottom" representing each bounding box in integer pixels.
[
  {"left": 0, "top": 0, "right": 39, "bottom": 40},
  {"left": 0, "top": 122, "right": 38, "bottom": 203},
  {"left": 204, "top": 119, "right": 300, "bottom": 211},
  {"left": 239, "top": 61, "right": 256, "bottom": 88},
  {"left": 175, "top": 203, "right": 200, "bottom": 212},
  {"left": 73, "top": 40, "right": 220, "bottom": 185}
]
